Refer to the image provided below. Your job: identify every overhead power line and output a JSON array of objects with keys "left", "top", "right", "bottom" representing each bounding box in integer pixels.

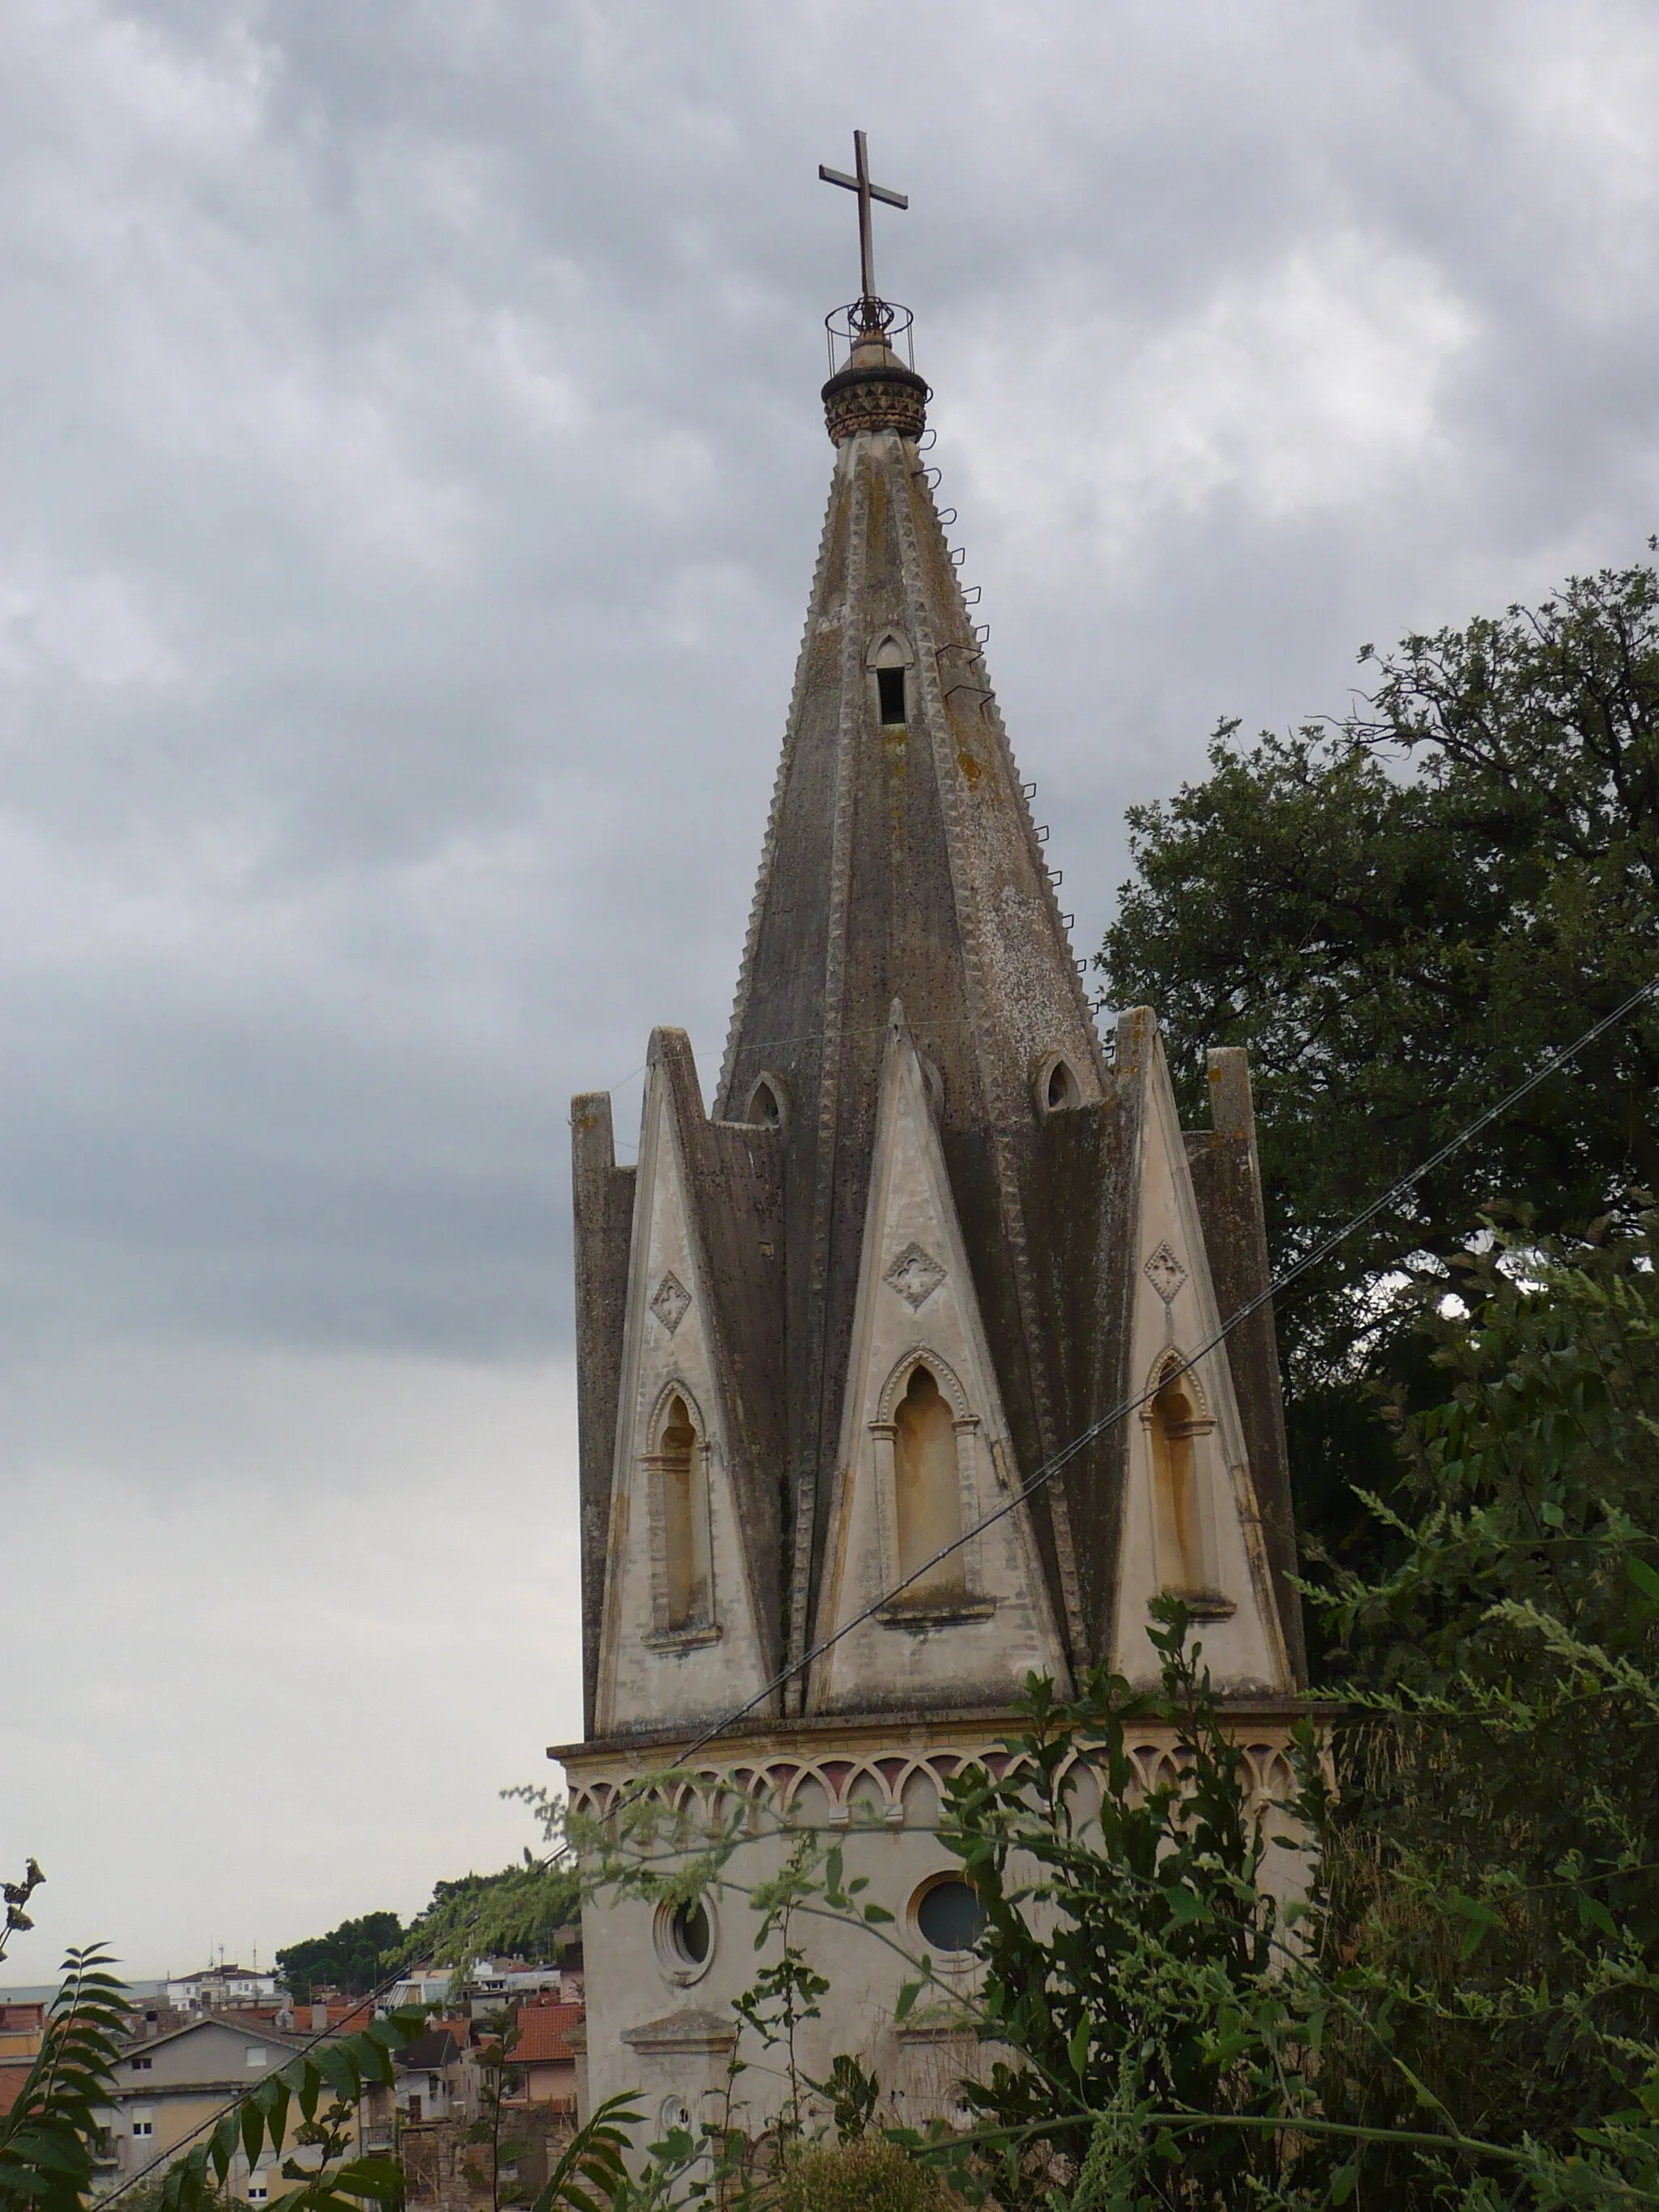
[
  {"left": 621, "top": 969, "right": 1659, "bottom": 1781},
  {"left": 99, "top": 970, "right": 1659, "bottom": 2202}
]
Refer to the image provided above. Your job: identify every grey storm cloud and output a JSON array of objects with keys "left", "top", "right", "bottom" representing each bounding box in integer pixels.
[
  {"left": 4, "top": 0, "right": 1658, "bottom": 1358},
  {"left": 4, "top": 0, "right": 1659, "bottom": 1976}
]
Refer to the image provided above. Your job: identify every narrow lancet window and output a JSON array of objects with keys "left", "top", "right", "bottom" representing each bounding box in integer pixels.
[
  {"left": 877, "top": 667, "right": 907, "bottom": 725},
  {"left": 1150, "top": 1375, "right": 1205, "bottom": 1597},
  {"left": 658, "top": 1394, "right": 710, "bottom": 1630},
  {"left": 893, "top": 1365, "right": 962, "bottom": 1598}
]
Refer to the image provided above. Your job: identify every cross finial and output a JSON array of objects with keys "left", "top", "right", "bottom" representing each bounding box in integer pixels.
[{"left": 818, "top": 130, "right": 908, "bottom": 325}]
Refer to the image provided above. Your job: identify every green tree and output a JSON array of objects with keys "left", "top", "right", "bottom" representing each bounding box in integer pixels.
[
  {"left": 923, "top": 1225, "right": 1659, "bottom": 2209},
  {"left": 1307, "top": 1221, "right": 1659, "bottom": 2198},
  {"left": 1098, "top": 554, "right": 1659, "bottom": 1572},
  {"left": 397, "top": 1869, "right": 578, "bottom": 1977},
  {"left": 390, "top": 1785, "right": 578, "bottom": 1973},
  {"left": 940, "top": 1618, "right": 1328, "bottom": 2211},
  {"left": 276, "top": 1913, "right": 406, "bottom": 2003}
]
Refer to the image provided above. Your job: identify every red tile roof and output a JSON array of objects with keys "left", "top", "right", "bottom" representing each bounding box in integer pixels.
[
  {"left": 508, "top": 2005, "right": 582, "bottom": 2066},
  {"left": 295, "top": 2000, "right": 377, "bottom": 2034}
]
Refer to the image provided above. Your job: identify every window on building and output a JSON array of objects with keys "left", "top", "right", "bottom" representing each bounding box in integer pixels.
[
  {"left": 249, "top": 2186, "right": 269, "bottom": 2203},
  {"left": 914, "top": 1877, "right": 985, "bottom": 1953},
  {"left": 876, "top": 667, "right": 906, "bottom": 724},
  {"left": 653, "top": 1890, "right": 716, "bottom": 1982},
  {"left": 657, "top": 1395, "right": 710, "bottom": 1630},
  {"left": 669, "top": 1898, "right": 711, "bottom": 1967},
  {"left": 133, "top": 2120, "right": 154, "bottom": 2139},
  {"left": 407, "top": 2095, "right": 423, "bottom": 2124},
  {"left": 130, "top": 2056, "right": 152, "bottom": 2071},
  {"left": 245, "top": 2048, "right": 267, "bottom": 2068},
  {"left": 1150, "top": 1375, "right": 1205, "bottom": 1596},
  {"left": 893, "top": 1365, "right": 962, "bottom": 1598}
]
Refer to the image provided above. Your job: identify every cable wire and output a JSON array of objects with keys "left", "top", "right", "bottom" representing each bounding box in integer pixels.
[
  {"left": 600, "top": 969, "right": 1659, "bottom": 1786},
  {"left": 98, "top": 970, "right": 1659, "bottom": 2198}
]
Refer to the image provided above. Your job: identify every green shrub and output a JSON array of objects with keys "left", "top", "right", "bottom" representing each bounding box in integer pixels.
[{"left": 775, "top": 2139, "right": 958, "bottom": 2212}]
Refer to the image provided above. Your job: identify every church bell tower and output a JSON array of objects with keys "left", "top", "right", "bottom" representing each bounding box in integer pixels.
[{"left": 554, "top": 139, "right": 1306, "bottom": 2134}]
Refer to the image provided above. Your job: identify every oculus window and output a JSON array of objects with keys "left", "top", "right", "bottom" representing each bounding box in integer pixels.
[{"left": 914, "top": 1877, "right": 985, "bottom": 1953}]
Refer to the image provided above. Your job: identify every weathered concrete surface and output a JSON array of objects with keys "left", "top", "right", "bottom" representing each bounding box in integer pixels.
[{"left": 562, "top": 330, "right": 1309, "bottom": 2137}]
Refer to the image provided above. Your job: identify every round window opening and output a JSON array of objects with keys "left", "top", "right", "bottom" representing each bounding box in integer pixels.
[
  {"left": 915, "top": 1877, "right": 985, "bottom": 1954},
  {"left": 670, "top": 1897, "right": 711, "bottom": 1967}
]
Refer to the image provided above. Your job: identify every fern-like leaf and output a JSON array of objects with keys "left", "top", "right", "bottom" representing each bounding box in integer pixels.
[{"left": 0, "top": 1946, "right": 130, "bottom": 2212}]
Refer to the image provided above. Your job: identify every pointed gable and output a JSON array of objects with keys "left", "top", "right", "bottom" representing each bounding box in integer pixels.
[
  {"left": 809, "top": 1008, "right": 1068, "bottom": 1715},
  {"left": 593, "top": 1030, "right": 783, "bottom": 1737},
  {"left": 1105, "top": 1011, "right": 1294, "bottom": 1693}
]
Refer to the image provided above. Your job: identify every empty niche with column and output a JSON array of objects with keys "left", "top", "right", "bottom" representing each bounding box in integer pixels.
[
  {"left": 1145, "top": 1357, "right": 1232, "bottom": 1617},
  {"left": 646, "top": 1390, "right": 717, "bottom": 1643},
  {"left": 873, "top": 1356, "right": 992, "bottom": 1619}
]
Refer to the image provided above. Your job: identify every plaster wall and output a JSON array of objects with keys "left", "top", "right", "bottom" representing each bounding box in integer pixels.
[
  {"left": 596, "top": 1064, "right": 769, "bottom": 1735},
  {"left": 811, "top": 1024, "right": 1068, "bottom": 1715},
  {"left": 564, "top": 1712, "right": 1307, "bottom": 2142},
  {"left": 1109, "top": 1033, "right": 1290, "bottom": 1692}
]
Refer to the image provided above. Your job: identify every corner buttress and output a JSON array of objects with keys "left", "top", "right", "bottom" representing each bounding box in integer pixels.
[
  {"left": 1183, "top": 1048, "right": 1307, "bottom": 1685},
  {"left": 572, "top": 1090, "right": 637, "bottom": 1733}
]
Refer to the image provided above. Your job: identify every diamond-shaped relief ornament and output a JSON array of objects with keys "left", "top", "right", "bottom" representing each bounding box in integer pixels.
[
  {"left": 650, "top": 1271, "right": 692, "bottom": 1335},
  {"left": 1143, "top": 1242, "right": 1188, "bottom": 1305},
  {"left": 885, "top": 1241, "right": 947, "bottom": 1311}
]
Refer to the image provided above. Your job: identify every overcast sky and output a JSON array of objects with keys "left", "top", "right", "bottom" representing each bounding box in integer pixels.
[{"left": 3, "top": 0, "right": 1658, "bottom": 1984}]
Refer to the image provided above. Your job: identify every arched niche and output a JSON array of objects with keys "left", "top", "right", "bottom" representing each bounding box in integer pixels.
[
  {"left": 643, "top": 1383, "right": 719, "bottom": 1643},
  {"left": 1141, "top": 1354, "right": 1234, "bottom": 1618},
  {"left": 894, "top": 1365, "right": 962, "bottom": 1595},
  {"left": 872, "top": 1353, "right": 994, "bottom": 1622}
]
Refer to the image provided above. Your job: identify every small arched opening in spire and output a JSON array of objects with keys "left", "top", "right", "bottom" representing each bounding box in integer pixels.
[
  {"left": 745, "top": 1072, "right": 788, "bottom": 1132},
  {"left": 893, "top": 1364, "right": 963, "bottom": 1600},
  {"left": 868, "top": 631, "right": 915, "bottom": 728},
  {"left": 655, "top": 1392, "right": 711, "bottom": 1631},
  {"left": 1034, "top": 1051, "right": 1083, "bottom": 1117}
]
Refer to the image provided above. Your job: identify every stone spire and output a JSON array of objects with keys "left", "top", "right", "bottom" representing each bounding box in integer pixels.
[
  {"left": 559, "top": 239, "right": 1308, "bottom": 2134},
  {"left": 714, "top": 323, "right": 1108, "bottom": 1703},
  {"left": 569, "top": 268, "right": 1306, "bottom": 1745}
]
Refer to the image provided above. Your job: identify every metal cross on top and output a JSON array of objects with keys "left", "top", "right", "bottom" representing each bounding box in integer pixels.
[{"left": 818, "top": 130, "right": 908, "bottom": 313}]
